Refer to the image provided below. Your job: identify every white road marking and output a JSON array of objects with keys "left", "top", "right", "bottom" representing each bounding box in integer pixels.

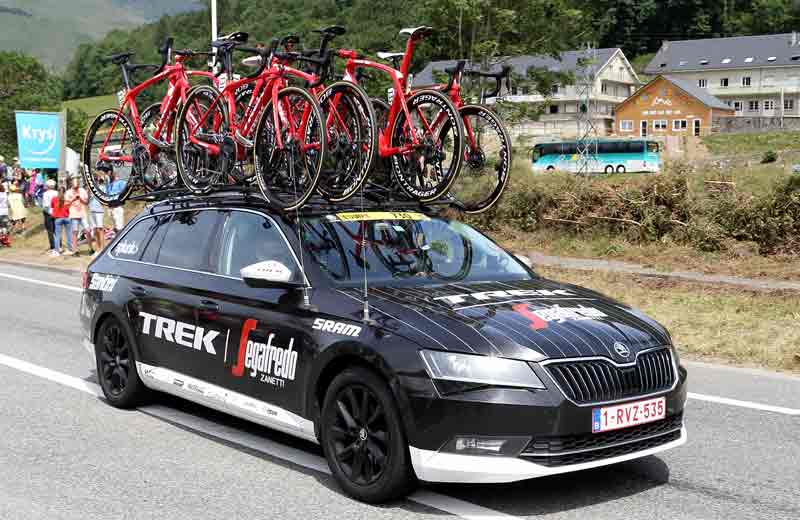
[
  {"left": 688, "top": 392, "right": 800, "bottom": 416},
  {"left": 0, "top": 353, "right": 101, "bottom": 397},
  {"left": 0, "top": 352, "right": 521, "bottom": 520},
  {"left": 0, "top": 272, "right": 82, "bottom": 293}
]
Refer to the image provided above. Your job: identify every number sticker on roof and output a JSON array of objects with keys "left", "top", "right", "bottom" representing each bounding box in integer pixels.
[{"left": 334, "top": 211, "right": 430, "bottom": 222}]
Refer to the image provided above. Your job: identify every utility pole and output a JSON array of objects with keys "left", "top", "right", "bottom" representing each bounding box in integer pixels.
[
  {"left": 210, "top": 0, "right": 218, "bottom": 72},
  {"left": 576, "top": 42, "right": 599, "bottom": 176}
]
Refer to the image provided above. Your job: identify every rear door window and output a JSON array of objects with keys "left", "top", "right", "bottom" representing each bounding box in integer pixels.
[
  {"left": 156, "top": 210, "right": 222, "bottom": 272},
  {"left": 111, "top": 218, "right": 152, "bottom": 260},
  {"left": 139, "top": 214, "right": 172, "bottom": 264}
]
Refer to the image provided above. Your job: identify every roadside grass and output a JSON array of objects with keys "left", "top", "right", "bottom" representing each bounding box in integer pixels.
[
  {"left": 537, "top": 266, "right": 800, "bottom": 373},
  {"left": 702, "top": 130, "right": 800, "bottom": 156},
  {"left": 62, "top": 95, "right": 117, "bottom": 117}
]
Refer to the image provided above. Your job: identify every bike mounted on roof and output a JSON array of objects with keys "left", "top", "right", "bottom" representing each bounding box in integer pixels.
[{"left": 82, "top": 26, "right": 513, "bottom": 214}]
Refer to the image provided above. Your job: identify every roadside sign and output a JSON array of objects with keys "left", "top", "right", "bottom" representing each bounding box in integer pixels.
[{"left": 14, "top": 111, "right": 65, "bottom": 170}]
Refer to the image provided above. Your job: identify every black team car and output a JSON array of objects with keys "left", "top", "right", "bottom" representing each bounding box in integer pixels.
[{"left": 80, "top": 193, "right": 687, "bottom": 503}]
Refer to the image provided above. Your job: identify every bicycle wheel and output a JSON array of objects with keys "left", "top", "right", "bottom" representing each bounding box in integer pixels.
[
  {"left": 140, "top": 102, "right": 180, "bottom": 192},
  {"left": 389, "top": 90, "right": 465, "bottom": 202},
  {"left": 445, "top": 105, "right": 512, "bottom": 214},
  {"left": 174, "top": 85, "right": 230, "bottom": 195},
  {"left": 82, "top": 110, "right": 135, "bottom": 205},
  {"left": 315, "top": 81, "right": 377, "bottom": 202},
  {"left": 253, "top": 86, "right": 326, "bottom": 212}
]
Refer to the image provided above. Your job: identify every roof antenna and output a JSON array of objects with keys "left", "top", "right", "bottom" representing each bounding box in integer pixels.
[
  {"left": 290, "top": 146, "right": 313, "bottom": 311},
  {"left": 359, "top": 154, "right": 375, "bottom": 325}
]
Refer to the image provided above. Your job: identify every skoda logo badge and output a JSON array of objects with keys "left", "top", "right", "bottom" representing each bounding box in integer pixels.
[{"left": 613, "top": 342, "right": 631, "bottom": 358}]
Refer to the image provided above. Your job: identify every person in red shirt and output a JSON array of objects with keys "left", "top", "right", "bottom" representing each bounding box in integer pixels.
[{"left": 51, "top": 186, "right": 73, "bottom": 256}]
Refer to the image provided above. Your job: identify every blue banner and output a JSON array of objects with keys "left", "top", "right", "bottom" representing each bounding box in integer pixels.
[{"left": 15, "top": 111, "right": 63, "bottom": 169}]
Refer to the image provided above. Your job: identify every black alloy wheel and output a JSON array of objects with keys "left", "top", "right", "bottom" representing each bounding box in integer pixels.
[
  {"left": 95, "top": 316, "right": 148, "bottom": 408},
  {"left": 321, "top": 367, "right": 416, "bottom": 502},
  {"left": 330, "top": 385, "right": 388, "bottom": 485}
]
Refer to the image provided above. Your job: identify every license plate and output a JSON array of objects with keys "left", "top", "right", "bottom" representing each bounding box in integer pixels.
[{"left": 592, "top": 396, "right": 665, "bottom": 433}]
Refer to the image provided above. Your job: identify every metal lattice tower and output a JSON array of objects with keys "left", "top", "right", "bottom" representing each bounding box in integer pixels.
[{"left": 576, "top": 43, "right": 599, "bottom": 175}]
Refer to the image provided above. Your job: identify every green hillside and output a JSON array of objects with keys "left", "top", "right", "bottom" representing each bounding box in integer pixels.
[
  {"left": 0, "top": 0, "right": 200, "bottom": 70},
  {"left": 62, "top": 94, "right": 117, "bottom": 117}
]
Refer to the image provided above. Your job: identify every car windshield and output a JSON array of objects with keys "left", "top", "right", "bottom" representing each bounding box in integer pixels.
[{"left": 299, "top": 212, "right": 534, "bottom": 286}]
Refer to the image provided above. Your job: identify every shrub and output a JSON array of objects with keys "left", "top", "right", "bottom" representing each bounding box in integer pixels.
[{"left": 761, "top": 150, "right": 778, "bottom": 164}]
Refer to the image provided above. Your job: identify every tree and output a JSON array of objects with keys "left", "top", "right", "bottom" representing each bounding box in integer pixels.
[{"left": 0, "top": 52, "right": 62, "bottom": 158}]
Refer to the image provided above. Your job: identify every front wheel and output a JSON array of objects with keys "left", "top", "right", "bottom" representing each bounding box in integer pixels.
[
  {"left": 446, "top": 105, "right": 511, "bottom": 214},
  {"left": 253, "top": 86, "right": 326, "bottom": 211},
  {"left": 82, "top": 110, "right": 136, "bottom": 205},
  {"left": 321, "top": 367, "right": 417, "bottom": 503},
  {"left": 389, "top": 90, "right": 465, "bottom": 202}
]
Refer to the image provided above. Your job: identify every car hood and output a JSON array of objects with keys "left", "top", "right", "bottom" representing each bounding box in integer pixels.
[{"left": 336, "top": 278, "right": 670, "bottom": 362}]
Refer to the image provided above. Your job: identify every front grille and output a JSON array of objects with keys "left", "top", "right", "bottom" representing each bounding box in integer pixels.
[
  {"left": 521, "top": 413, "right": 683, "bottom": 467},
  {"left": 546, "top": 348, "right": 675, "bottom": 404}
]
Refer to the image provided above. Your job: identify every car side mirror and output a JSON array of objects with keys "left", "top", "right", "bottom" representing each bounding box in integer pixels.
[{"left": 241, "top": 261, "right": 305, "bottom": 290}]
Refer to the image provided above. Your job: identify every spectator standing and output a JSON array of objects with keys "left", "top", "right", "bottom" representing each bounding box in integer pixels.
[
  {"left": 0, "top": 183, "right": 9, "bottom": 247},
  {"left": 41, "top": 179, "right": 58, "bottom": 253},
  {"left": 7, "top": 184, "right": 27, "bottom": 233},
  {"left": 65, "top": 176, "right": 92, "bottom": 255},
  {"left": 19, "top": 171, "right": 30, "bottom": 207},
  {"left": 51, "top": 186, "right": 72, "bottom": 255},
  {"left": 107, "top": 172, "right": 126, "bottom": 232},
  {"left": 87, "top": 189, "right": 105, "bottom": 255},
  {"left": 0, "top": 156, "right": 7, "bottom": 183},
  {"left": 34, "top": 170, "right": 45, "bottom": 207}
]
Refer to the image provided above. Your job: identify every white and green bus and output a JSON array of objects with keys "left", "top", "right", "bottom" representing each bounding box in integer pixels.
[{"left": 531, "top": 139, "right": 661, "bottom": 174}]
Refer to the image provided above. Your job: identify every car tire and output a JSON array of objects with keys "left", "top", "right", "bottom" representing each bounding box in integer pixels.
[
  {"left": 604, "top": 165, "right": 614, "bottom": 174},
  {"left": 616, "top": 165, "right": 626, "bottom": 174},
  {"left": 320, "top": 366, "right": 416, "bottom": 503},
  {"left": 95, "top": 316, "right": 149, "bottom": 408}
]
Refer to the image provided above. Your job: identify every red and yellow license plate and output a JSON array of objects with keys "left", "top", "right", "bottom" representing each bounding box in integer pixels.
[{"left": 592, "top": 396, "right": 665, "bottom": 433}]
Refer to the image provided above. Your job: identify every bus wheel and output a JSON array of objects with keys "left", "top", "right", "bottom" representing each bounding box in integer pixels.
[
  {"left": 604, "top": 165, "right": 614, "bottom": 174},
  {"left": 546, "top": 166, "right": 556, "bottom": 172},
  {"left": 616, "top": 165, "right": 626, "bottom": 174}
]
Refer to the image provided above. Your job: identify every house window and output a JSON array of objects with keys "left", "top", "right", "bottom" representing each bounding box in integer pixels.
[
  {"left": 620, "top": 120, "right": 634, "bottom": 132},
  {"left": 720, "top": 78, "right": 729, "bottom": 88},
  {"left": 744, "top": 57, "right": 754, "bottom": 63},
  {"left": 601, "top": 83, "right": 609, "bottom": 94},
  {"left": 742, "top": 76, "right": 752, "bottom": 87},
  {"left": 734, "top": 101, "right": 742, "bottom": 112},
  {"left": 551, "top": 84, "right": 559, "bottom": 95},
  {"left": 698, "top": 79, "right": 708, "bottom": 88},
  {"left": 653, "top": 120, "right": 668, "bottom": 130},
  {"left": 549, "top": 104, "right": 559, "bottom": 114},
  {"left": 673, "top": 119, "right": 688, "bottom": 131},
  {"left": 785, "top": 98, "right": 795, "bottom": 111},
  {"left": 722, "top": 57, "right": 732, "bottom": 64},
  {"left": 764, "top": 100, "right": 775, "bottom": 111},
  {"left": 748, "top": 100, "right": 760, "bottom": 112}
]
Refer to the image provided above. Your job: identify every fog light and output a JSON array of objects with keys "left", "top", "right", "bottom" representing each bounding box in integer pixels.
[{"left": 442, "top": 436, "right": 531, "bottom": 457}]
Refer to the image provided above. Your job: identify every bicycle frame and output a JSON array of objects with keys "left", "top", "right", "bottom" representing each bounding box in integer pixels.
[
  {"left": 419, "top": 70, "right": 482, "bottom": 156},
  {"left": 341, "top": 35, "right": 425, "bottom": 158},
  {"left": 97, "top": 56, "right": 216, "bottom": 165}
]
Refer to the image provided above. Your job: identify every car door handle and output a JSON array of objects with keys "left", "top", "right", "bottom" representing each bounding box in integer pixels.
[
  {"left": 200, "top": 300, "right": 220, "bottom": 312},
  {"left": 130, "top": 286, "right": 147, "bottom": 297}
]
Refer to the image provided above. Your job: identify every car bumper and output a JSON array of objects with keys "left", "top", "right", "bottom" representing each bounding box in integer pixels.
[{"left": 410, "top": 426, "right": 686, "bottom": 483}]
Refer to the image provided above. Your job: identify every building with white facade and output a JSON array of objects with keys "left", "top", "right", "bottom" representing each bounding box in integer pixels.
[
  {"left": 645, "top": 33, "right": 800, "bottom": 117},
  {"left": 414, "top": 48, "right": 640, "bottom": 137}
]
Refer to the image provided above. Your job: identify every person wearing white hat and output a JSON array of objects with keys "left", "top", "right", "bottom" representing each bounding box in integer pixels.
[{"left": 42, "top": 178, "right": 58, "bottom": 253}]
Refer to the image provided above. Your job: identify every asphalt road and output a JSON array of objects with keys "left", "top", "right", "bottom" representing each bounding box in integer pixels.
[{"left": 0, "top": 261, "right": 798, "bottom": 520}]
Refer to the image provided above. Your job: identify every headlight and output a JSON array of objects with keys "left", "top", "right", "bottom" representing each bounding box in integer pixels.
[{"left": 420, "top": 350, "right": 545, "bottom": 389}]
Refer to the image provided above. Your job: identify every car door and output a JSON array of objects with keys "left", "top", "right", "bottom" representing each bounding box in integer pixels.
[
  {"left": 196, "top": 209, "right": 314, "bottom": 419},
  {"left": 127, "top": 209, "right": 228, "bottom": 381}
]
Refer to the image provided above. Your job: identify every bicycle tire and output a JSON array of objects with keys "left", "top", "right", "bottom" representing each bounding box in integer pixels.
[
  {"left": 174, "top": 84, "right": 229, "bottom": 195},
  {"left": 315, "top": 81, "right": 378, "bottom": 202},
  {"left": 253, "top": 86, "right": 327, "bottom": 212},
  {"left": 389, "top": 90, "right": 465, "bottom": 202},
  {"left": 446, "top": 104, "right": 512, "bottom": 214},
  {"left": 82, "top": 109, "right": 135, "bottom": 206}
]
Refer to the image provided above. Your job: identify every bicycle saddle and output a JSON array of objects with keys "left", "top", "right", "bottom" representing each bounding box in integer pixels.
[
  {"left": 376, "top": 52, "right": 404, "bottom": 61},
  {"left": 315, "top": 25, "right": 346, "bottom": 36},
  {"left": 212, "top": 31, "right": 249, "bottom": 47},
  {"left": 399, "top": 26, "right": 434, "bottom": 39},
  {"left": 105, "top": 52, "right": 135, "bottom": 65}
]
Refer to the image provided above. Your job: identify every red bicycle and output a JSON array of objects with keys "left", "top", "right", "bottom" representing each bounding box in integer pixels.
[
  {"left": 340, "top": 26, "right": 465, "bottom": 202},
  {"left": 174, "top": 32, "right": 327, "bottom": 211},
  {"left": 82, "top": 38, "right": 217, "bottom": 205}
]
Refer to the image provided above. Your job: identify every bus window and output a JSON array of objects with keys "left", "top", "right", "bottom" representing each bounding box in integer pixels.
[
  {"left": 627, "top": 141, "right": 645, "bottom": 153},
  {"left": 647, "top": 141, "right": 660, "bottom": 153}
]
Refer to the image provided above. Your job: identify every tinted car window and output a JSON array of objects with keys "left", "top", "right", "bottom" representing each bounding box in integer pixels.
[
  {"left": 112, "top": 218, "right": 152, "bottom": 260},
  {"left": 216, "top": 211, "right": 298, "bottom": 278},
  {"left": 157, "top": 210, "right": 221, "bottom": 272},
  {"left": 139, "top": 214, "right": 172, "bottom": 264}
]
